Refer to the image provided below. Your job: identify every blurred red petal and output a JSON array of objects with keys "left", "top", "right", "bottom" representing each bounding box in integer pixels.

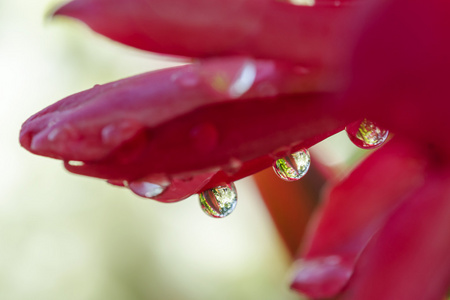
[
  {"left": 343, "top": 168, "right": 450, "bottom": 300},
  {"left": 291, "top": 139, "right": 428, "bottom": 298},
  {"left": 54, "top": 0, "right": 356, "bottom": 69},
  {"left": 253, "top": 163, "right": 325, "bottom": 257},
  {"left": 343, "top": 0, "right": 450, "bottom": 155}
]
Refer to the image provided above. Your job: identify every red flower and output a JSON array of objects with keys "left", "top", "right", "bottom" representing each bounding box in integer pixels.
[{"left": 20, "top": 0, "right": 450, "bottom": 299}]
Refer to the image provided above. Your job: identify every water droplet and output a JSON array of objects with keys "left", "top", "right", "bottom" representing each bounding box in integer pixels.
[
  {"left": 129, "top": 179, "right": 170, "bottom": 199},
  {"left": 223, "top": 158, "right": 243, "bottom": 176},
  {"left": 228, "top": 60, "right": 257, "bottom": 98},
  {"left": 345, "top": 118, "right": 389, "bottom": 149},
  {"left": 273, "top": 149, "right": 310, "bottom": 181},
  {"left": 47, "top": 125, "right": 79, "bottom": 142},
  {"left": 171, "top": 69, "right": 200, "bottom": 88},
  {"left": 199, "top": 183, "right": 237, "bottom": 218},
  {"left": 101, "top": 120, "right": 142, "bottom": 147},
  {"left": 202, "top": 58, "right": 256, "bottom": 98}
]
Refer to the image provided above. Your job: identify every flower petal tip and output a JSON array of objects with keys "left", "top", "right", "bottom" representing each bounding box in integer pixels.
[
  {"left": 290, "top": 256, "right": 353, "bottom": 298},
  {"left": 51, "top": 0, "right": 90, "bottom": 20}
]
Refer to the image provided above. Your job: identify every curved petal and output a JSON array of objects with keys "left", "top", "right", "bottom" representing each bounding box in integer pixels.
[
  {"left": 20, "top": 57, "right": 350, "bottom": 200},
  {"left": 343, "top": 168, "right": 450, "bottom": 300},
  {"left": 54, "top": 0, "right": 357, "bottom": 69},
  {"left": 291, "top": 138, "right": 428, "bottom": 298},
  {"left": 20, "top": 57, "right": 333, "bottom": 161}
]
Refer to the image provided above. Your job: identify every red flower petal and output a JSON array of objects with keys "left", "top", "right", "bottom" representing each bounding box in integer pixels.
[
  {"left": 343, "top": 168, "right": 450, "bottom": 300},
  {"left": 21, "top": 58, "right": 328, "bottom": 161},
  {"left": 342, "top": 0, "right": 450, "bottom": 156},
  {"left": 54, "top": 0, "right": 356, "bottom": 69},
  {"left": 21, "top": 57, "right": 350, "bottom": 200},
  {"left": 291, "top": 138, "right": 428, "bottom": 298}
]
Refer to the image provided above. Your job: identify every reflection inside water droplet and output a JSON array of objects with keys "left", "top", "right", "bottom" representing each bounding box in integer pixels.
[
  {"left": 199, "top": 183, "right": 237, "bottom": 218},
  {"left": 273, "top": 149, "right": 310, "bottom": 181},
  {"left": 345, "top": 118, "right": 389, "bottom": 149}
]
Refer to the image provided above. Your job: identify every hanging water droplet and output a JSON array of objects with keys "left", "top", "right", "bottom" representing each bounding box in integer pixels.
[
  {"left": 129, "top": 179, "right": 170, "bottom": 199},
  {"left": 273, "top": 149, "right": 311, "bottom": 181},
  {"left": 345, "top": 118, "right": 389, "bottom": 149},
  {"left": 199, "top": 183, "right": 237, "bottom": 218}
]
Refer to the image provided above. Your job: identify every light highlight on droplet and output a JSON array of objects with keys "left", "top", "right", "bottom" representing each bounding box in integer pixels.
[
  {"left": 199, "top": 183, "right": 237, "bottom": 218},
  {"left": 273, "top": 149, "right": 311, "bottom": 181},
  {"left": 345, "top": 118, "right": 389, "bottom": 149}
]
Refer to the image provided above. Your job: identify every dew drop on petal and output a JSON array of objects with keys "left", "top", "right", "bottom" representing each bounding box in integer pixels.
[
  {"left": 228, "top": 60, "right": 257, "bottom": 98},
  {"left": 203, "top": 58, "right": 256, "bottom": 98},
  {"left": 199, "top": 183, "right": 237, "bottom": 218},
  {"left": 47, "top": 125, "right": 79, "bottom": 142},
  {"left": 101, "top": 120, "right": 142, "bottom": 147},
  {"left": 345, "top": 118, "right": 389, "bottom": 149},
  {"left": 273, "top": 149, "right": 311, "bottom": 181},
  {"left": 129, "top": 179, "right": 170, "bottom": 199},
  {"left": 223, "top": 158, "right": 243, "bottom": 176},
  {"left": 171, "top": 69, "right": 200, "bottom": 88}
]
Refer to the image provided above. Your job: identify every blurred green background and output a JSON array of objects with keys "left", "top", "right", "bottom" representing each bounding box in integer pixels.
[{"left": 0, "top": 1, "right": 302, "bottom": 299}]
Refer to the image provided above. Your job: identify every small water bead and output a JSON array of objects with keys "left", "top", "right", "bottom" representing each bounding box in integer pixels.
[
  {"left": 273, "top": 149, "right": 311, "bottom": 181},
  {"left": 199, "top": 183, "right": 237, "bottom": 218},
  {"left": 345, "top": 118, "right": 389, "bottom": 149},
  {"left": 128, "top": 179, "right": 170, "bottom": 199}
]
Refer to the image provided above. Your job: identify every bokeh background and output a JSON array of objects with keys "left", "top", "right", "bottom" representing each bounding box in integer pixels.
[{"left": 0, "top": 1, "right": 360, "bottom": 299}]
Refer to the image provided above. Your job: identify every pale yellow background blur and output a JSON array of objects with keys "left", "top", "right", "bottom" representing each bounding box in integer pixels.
[{"left": 0, "top": 1, "right": 304, "bottom": 299}]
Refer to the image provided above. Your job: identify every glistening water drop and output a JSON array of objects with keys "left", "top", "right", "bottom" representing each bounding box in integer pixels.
[
  {"left": 128, "top": 179, "right": 170, "bottom": 198},
  {"left": 345, "top": 118, "right": 389, "bottom": 149},
  {"left": 199, "top": 183, "right": 237, "bottom": 218},
  {"left": 273, "top": 149, "right": 311, "bottom": 181}
]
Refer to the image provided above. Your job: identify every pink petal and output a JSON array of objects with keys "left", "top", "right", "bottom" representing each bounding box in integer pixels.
[
  {"left": 343, "top": 168, "right": 450, "bottom": 300},
  {"left": 291, "top": 138, "right": 428, "bottom": 298},
  {"left": 21, "top": 57, "right": 331, "bottom": 161},
  {"left": 54, "top": 0, "right": 357, "bottom": 69},
  {"left": 21, "top": 57, "right": 350, "bottom": 199}
]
